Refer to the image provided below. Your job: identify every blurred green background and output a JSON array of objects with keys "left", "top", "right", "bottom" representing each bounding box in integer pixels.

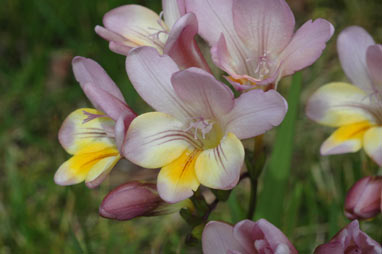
[{"left": 1, "top": 0, "right": 381, "bottom": 253}]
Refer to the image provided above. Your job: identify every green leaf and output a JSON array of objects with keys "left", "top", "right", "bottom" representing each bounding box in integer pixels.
[{"left": 255, "top": 72, "right": 302, "bottom": 227}]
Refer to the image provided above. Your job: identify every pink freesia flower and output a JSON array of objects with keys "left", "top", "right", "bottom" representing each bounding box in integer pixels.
[
  {"left": 55, "top": 57, "right": 136, "bottom": 188},
  {"left": 95, "top": 0, "right": 210, "bottom": 71},
  {"left": 202, "top": 219, "right": 298, "bottom": 254},
  {"left": 314, "top": 220, "right": 382, "bottom": 254},
  {"left": 99, "top": 181, "right": 192, "bottom": 220},
  {"left": 123, "top": 47, "right": 287, "bottom": 203},
  {"left": 345, "top": 176, "right": 382, "bottom": 220},
  {"left": 186, "top": 0, "right": 334, "bottom": 90},
  {"left": 306, "top": 26, "right": 382, "bottom": 166}
]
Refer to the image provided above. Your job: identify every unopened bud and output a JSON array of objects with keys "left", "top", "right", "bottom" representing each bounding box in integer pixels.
[
  {"left": 345, "top": 176, "right": 382, "bottom": 220},
  {"left": 99, "top": 181, "right": 191, "bottom": 220}
]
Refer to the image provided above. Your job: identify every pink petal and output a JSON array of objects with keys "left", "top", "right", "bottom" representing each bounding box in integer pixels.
[
  {"left": 232, "top": 220, "right": 258, "bottom": 253},
  {"left": 337, "top": 26, "right": 375, "bottom": 92},
  {"left": 171, "top": 67, "right": 234, "bottom": 120},
  {"left": 280, "top": 19, "right": 334, "bottom": 77},
  {"left": 163, "top": 0, "right": 185, "bottom": 29},
  {"left": 82, "top": 83, "right": 135, "bottom": 121},
  {"left": 125, "top": 46, "right": 191, "bottom": 120},
  {"left": 114, "top": 111, "right": 136, "bottom": 153},
  {"left": 233, "top": 0, "right": 295, "bottom": 56},
  {"left": 94, "top": 25, "right": 135, "bottom": 55},
  {"left": 72, "top": 56, "right": 125, "bottom": 103},
  {"left": 202, "top": 221, "right": 246, "bottom": 254},
  {"left": 366, "top": 44, "right": 382, "bottom": 91},
  {"left": 101, "top": 5, "right": 166, "bottom": 52},
  {"left": 164, "top": 13, "right": 211, "bottom": 72},
  {"left": 223, "top": 89, "right": 287, "bottom": 140},
  {"left": 253, "top": 219, "right": 297, "bottom": 254},
  {"left": 186, "top": 0, "right": 248, "bottom": 75}
]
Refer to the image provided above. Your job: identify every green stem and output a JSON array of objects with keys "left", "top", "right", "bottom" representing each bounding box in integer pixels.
[{"left": 246, "top": 135, "right": 266, "bottom": 219}]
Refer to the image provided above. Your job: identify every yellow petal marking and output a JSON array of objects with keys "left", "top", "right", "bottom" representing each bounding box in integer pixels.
[
  {"left": 160, "top": 149, "right": 201, "bottom": 192},
  {"left": 331, "top": 121, "right": 372, "bottom": 143}
]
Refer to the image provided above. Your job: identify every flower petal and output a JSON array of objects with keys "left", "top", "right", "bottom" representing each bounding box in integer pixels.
[
  {"left": 123, "top": 112, "right": 195, "bottom": 169},
  {"left": 114, "top": 112, "right": 136, "bottom": 153},
  {"left": 280, "top": 19, "right": 334, "bottom": 77},
  {"left": 320, "top": 121, "right": 371, "bottom": 155},
  {"left": 58, "top": 108, "right": 115, "bottom": 154},
  {"left": 363, "top": 127, "right": 382, "bottom": 166},
  {"left": 164, "top": 13, "right": 211, "bottom": 71},
  {"left": 186, "top": 0, "right": 249, "bottom": 75},
  {"left": 306, "top": 82, "right": 372, "bottom": 127},
  {"left": 202, "top": 221, "right": 246, "bottom": 254},
  {"left": 366, "top": 44, "right": 382, "bottom": 91},
  {"left": 102, "top": 5, "right": 166, "bottom": 52},
  {"left": 54, "top": 143, "right": 120, "bottom": 186},
  {"left": 195, "top": 133, "right": 244, "bottom": 190},
  {"left": 125, "top": 46, "right": 192, "bottom": 120},
  {"left": 163, "top": 0, "right": 185, "bottom": 29},
  {"left": 232, "top": 0, "right": 295, "bottom": 56},
  {"left": 171, "top": 67, "right": 234, "bottom": 119},
  {"left": 157, "top": 149, "right": 200, "bottom": 203},
  {"left": 82, "top": 83, "right": 134, "bottom": 121},
  {"left": 94, "top": 25, "right": 136, "bottom": 55},
  {"left": 223, "top": 89, "right": 287, "bottom": 139},
  {"left": 72, "top": 56, "right": 125, "bottom": 103},
  {"left": 337, "top": 26, "right": 375, "bottom": 92}
]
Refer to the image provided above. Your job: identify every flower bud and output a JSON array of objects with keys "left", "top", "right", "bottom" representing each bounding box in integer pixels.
[
  {"left": 314, "top": 220, "right": 382, "bottom": 254},
  {"left": 99, "top": 181, "right": 191, "bottom": 220},
  {"left": 345, "top": 176, "right": 382, "bottom": 220},
  {"left": 202, "top": 219, "right": 297, "bottom": 254}
]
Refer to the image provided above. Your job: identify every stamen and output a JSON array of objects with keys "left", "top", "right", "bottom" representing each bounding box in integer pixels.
[{"left": 184, "top": 117, "right": 214, "bottom": 140}]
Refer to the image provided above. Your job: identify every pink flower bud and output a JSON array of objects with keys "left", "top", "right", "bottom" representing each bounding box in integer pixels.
[
  {"left": 99, "top": 181, "right": 190, "bottom": 220},
  {"left": 345, "top": 176, "right": 382, "bottom": 220},
  {"left": 202, "top": 219, "right": 298, "bottom": 254},
  {"left": 314, "top": 220, "right": 382, "bottom": 254}
]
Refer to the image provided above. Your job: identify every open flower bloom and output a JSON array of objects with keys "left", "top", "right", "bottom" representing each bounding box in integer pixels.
[
  {"left": 124, "top": 47, "right": 287, "bottom": 203},
  {"left": 314, "top": 220, "right": 382, "bottom": 254},
  {"left": 99, "top": 181, "right": 193, "bottom": 220},
  {"left": 95, "top": 0, "right": 210, "bottom": 71},
  {"left": 186, "top": 0, "right": 334, "bottom": 90},
  {"left": 345, "top": 176, "right": 382, "bottom": 220},
  {"left": 55, "top": 57, "right": 136, "bottom": 188},
  {"left": 306, "top": 26, "right": 382, "bottom": 166},
  {"left": 202, "top": 219, "right": 298, "bottom": 254}
]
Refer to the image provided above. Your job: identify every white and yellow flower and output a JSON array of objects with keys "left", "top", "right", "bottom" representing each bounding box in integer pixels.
[
  {"left": 55, "top": 57, "right": 136, "bottom": 188},
  {"left": 306, "top": 26, "right": 382, "bottom": 166}
]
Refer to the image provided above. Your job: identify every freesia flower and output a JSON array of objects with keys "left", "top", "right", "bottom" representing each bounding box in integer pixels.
[
  {"left": 306, "top": 26, "right": 382, "bottom": 166},
  {"left": 202, "top": 219, "right": 298, "bottom": 254},
  {"left": 186, "top": 0, "right": 334, "bottom": 90},
  {"left": 55, "top": 57, "right": 136, "bottom": 188},
  {"left": 99, "top": 181, "right": 193, "bottom": 220},
  {"left": 314, "top": 220, "right": 382, "bottom": 254},
  {"left": 345, "top": 176, "right": 382, "bottom": 220},
  {"left": 95, "top": 0, "right": 210, "bottom": 71},
  {"left": 124, "top": 47, "right": 287, "bottom": 203}
]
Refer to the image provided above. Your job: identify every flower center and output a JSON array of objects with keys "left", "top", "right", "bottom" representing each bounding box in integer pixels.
[
  {"left": 184, "top": 117, "right": 223, "bottom": 149},
  {"left": 348, "top": 94, "right": 382, "bottom": 126},
  {"left": 246, "top": 52, "right": 275, "bottom": 81}
]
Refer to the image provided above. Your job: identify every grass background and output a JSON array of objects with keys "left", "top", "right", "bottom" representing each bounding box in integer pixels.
[{"left": 0, "top": 0, "right": 381, "bottom": 253}]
